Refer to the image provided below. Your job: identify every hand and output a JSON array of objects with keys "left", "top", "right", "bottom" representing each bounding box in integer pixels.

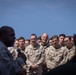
[
  {"left": 18, "top": 53, "right": 26, "bottom": 63},
  {"left": 30, "top": 64, "right": 38, "bottom": 70}
]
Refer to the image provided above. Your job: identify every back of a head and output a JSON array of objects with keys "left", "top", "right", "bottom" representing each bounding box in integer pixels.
[
  {"left": 0, "top": 26, "right": 14, "bottom": 35},
  {"left": 0, "top": 26, "right": 15, "bottom": 47}
]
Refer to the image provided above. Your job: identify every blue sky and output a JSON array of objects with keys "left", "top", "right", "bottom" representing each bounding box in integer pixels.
[{"left": 0, "top": 0, "right": 76, "bottom": 39}]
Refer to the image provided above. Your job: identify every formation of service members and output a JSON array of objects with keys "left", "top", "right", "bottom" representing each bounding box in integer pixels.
[
  {"left": 1, "top": 26, "right": 75, "bottom": 75},
  {"left": 45, "top": 35, "right": 76, "bottom": 75}
]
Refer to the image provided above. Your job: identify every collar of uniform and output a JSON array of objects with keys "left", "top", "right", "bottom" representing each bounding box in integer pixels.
[
  {"left": 50, "top": 45, "right": 62, "bottom": 51},
  {"left": 40, "top": 43, "right": 49, "bottom": 48},
  {"left": 30, "top": 44, "right": 40, "bottom": 50},
  {"left": 41, "top": 43, "right": 47, "bottom": 46},
  {"left": 18, "top": 47, "right": 25, "bottom": 52}
]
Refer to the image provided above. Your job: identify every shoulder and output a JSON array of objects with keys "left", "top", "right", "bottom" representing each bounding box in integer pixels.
[{"left": 25, "top": 45, "right": 32, "bottom": 49}]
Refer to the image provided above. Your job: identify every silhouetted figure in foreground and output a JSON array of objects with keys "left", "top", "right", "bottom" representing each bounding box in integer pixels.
[{"left": 0, "top": 26, "right": 26, "bottom": 75}]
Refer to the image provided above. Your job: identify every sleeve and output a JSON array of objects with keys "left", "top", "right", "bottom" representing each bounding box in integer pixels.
[
  {"left": 45, "top": 49, "right": 56, "bottom": 69},
  {"left": 25, "top": 48, "right": 32, "bottom": 67},
  {"left": 36, "top": 50, "right": 45, "bottom": 66},
  {"left": 0, "top": 47, "right": 25, "bottom": 74},
  {"left": 58, "top": 48, "right": 68, "bottom": 66},
  {"left": 67, "top": 49, "right": 75, "bottom": 60}
]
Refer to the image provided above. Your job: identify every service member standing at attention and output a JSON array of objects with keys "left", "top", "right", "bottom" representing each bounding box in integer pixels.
[
  {"left": 40, "top": 33, "right": 50, "bottom": 75},
  {"left": 48, "top": 37, "right": 53, "bottom": 46},
  {"left": 58, "top": 34, "right": 66, "bottom": 47},
  {"left": 10, "top": 37, "right": 26, "bottom": 60},
  {"left": 45, "top": 35, "right": 67, "bottom": 71},
  {"left": 8, "top": 39, "right": 19, "bottom": 60},
  {"left": 0, "top": 26, "right": 26, "bottom": 75},
  {"left": 25, "top": 34, "right": 45, "bottom": 75},
  {"left": 25, "top": 39, "right": 30, "bottom": 47},
  {"left": 40, "top": 33, "right": 49, "bottom": 49},
  {"left": 45, "top": 34, "right": 76, "bottom": 75},
  {"left": 18, "top": 37, "right": 26, "bottom": 53},
  {"left": 64, "top": 36, "right": 76, "bottom": 61}
]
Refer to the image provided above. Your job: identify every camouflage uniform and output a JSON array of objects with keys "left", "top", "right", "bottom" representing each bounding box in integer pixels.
[
  {"left": 0, "top": 41, "right": 25, "bottom": 75},
  {"left": 45, "top": 46, "right": 67, "bottom": 71},
  {"left": 8, "top": 47, "right": 18, "bottom": 60},
  {"left": 40, "top": 43, "right": 50, "bottom": 75},
  {"left": 10, "top": 47, "right": 27, "bottom": 74},
  {"left": 8, "top": 47, "right": 26, "bottom": 60},
  {"left": 40, "top": 43, "right": 49, "bottom": 50},
  {"left": 8, "top": 47, "right": 15, "bottom": 54},
  {"left": 25, "top": 44, "right": 45, "bottom": 75},
  {"left": 66, "top": 46, "right": 76, "bottom": 61}
]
